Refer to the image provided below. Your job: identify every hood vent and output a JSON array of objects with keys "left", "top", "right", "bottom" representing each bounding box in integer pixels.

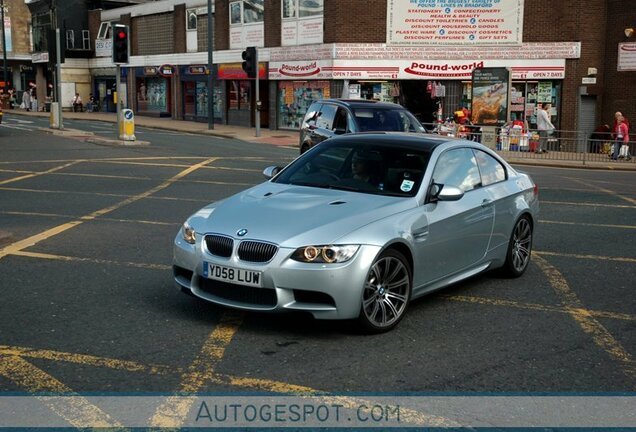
[{"left": 329, "top": 200, "right": 347, "bottom": 205}]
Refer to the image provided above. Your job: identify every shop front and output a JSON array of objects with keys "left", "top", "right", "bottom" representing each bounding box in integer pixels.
[
  {"left": 181, "top": 65, "right": 224, "bottom": 123},
  {"left": 135, "top": 65, "right": 173, "bottom": 117},
  {"left": 217, "top": 62, "right": 268, "bottom": 127},
  {"left": 270, "top": 57, "right": 565, "bottom": 132}
]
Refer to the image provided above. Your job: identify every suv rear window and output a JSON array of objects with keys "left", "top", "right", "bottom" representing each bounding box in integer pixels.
[{"left": 353, "top": 108, "right": 423, "bottom": 133}]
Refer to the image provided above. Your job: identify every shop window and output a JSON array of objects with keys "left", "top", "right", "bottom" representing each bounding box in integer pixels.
[
  {"left": 278, "top": 81, "right": 330, "bottom": 129},
  {"left": 228, "top": 81, "right": 250, "bottom": 110},
  {"left": 138, "top": 77, "right": 168, "bottom": 113},
  {"left": 196, "top": 82, "right": 208, "bottom": 116}
]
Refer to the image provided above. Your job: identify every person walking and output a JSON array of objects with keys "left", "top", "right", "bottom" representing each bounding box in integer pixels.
[
  {"left": 21, "top": 89, "right": 31, "bottom": 111},
  {"left": 536, "top": 102, "right": 555, "bottom": 153},
  {"left": 612, "top": 113, "right": 631, "bottom": 161}
]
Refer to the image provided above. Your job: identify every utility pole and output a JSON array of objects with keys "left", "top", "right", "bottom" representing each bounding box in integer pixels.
[{"left": 206, "top": 0, "right": 214, "bottom": 129}]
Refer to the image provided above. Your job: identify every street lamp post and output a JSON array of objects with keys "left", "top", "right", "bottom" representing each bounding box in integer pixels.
[
  {"left": 1, "top": 0, "right": 8, "bottom": 91},
  {"left": 207, "top": 0, "right": 214, "bottom": 129}
]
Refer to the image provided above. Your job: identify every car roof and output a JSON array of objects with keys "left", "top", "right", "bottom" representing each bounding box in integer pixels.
[
  {"left": 314, "top": 98, "right": 406, "bottom": 110},
  {"left": 323, "top": 132, "right": 450, "bottom": 152}
]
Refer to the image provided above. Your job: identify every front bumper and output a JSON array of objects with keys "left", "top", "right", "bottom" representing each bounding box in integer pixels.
[{"left": 173, "top": 234, "right": 381, "bottom": 320}]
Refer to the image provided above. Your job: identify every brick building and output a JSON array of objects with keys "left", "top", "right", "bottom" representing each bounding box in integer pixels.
[
  {"left": 91, "top": 0, "right": 633, "bottom": 137},
  {"left": 0, "top": 0, "right": 35, "bottom": 93}
]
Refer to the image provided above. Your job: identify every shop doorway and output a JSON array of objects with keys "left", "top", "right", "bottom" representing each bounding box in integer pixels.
[{"left": 399, "top": 80, "right": 438, "bottom": 126}]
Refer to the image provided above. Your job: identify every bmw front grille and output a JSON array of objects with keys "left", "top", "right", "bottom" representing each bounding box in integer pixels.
[{"left": 237, "top": 241, "right": 278, "bottom": 263}]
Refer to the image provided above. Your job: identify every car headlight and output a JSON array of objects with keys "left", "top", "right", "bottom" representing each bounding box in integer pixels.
[
  {"left": 291, "top": 245, "right": 359, "bottom": 264},
  {"left": 182, "top": 222, "right": 196, "bottom": 244}
]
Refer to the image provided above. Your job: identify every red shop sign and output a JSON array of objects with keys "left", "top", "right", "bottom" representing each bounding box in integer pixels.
[{"left": 158, "top": 64, "right": 175, "bottom": 77}]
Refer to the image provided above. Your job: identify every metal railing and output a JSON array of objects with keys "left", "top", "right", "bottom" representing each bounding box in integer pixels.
[{"left": 421, "top": 123, "right": 635, "bottom": 165}]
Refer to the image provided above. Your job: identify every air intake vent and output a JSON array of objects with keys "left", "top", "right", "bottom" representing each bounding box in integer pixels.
[{"left": 238, "top": 241, "right": 278, "bottom": 263}]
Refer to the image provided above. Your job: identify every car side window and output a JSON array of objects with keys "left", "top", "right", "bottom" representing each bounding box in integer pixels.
[
  {"left": 333, "top": 107, "right": 349, "bottom": 133},
  {"left": 473, "top": 149, "right": 506, "bottom": 186},
  {"left": 303, "top": 103, "right": 321, "bottom": 127},
  {"left": 315, "top": 104, "right": 337, "bottom": 130},
  {"left": 432, "top": 148, "right": 481, "bottom": 192}
]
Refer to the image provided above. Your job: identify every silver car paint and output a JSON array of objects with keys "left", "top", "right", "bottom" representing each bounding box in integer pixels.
[{"left": 173, "top": 138, "right": 538, "bottom": 320}]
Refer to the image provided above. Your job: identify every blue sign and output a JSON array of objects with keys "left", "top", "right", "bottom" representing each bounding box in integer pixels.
[{"left": 124, "top": 110, "right": 134, "bottom": 120}]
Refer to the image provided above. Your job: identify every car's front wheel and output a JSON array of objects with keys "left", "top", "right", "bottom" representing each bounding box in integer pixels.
[
  {"left": 358, "top": 249, "right": 412, "bottom": 333},
  {"left": 501, "top": 215, "right": 533, "bottom": 277}
]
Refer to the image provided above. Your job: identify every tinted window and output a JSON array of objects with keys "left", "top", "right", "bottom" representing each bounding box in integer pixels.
[
  {"left": 353, "top": 108, "right": 424, "bottom": 133},
  {"left": 473, "top": 150, "right": 506, "bottom": 186},
  {"left": 315, "top": 104, "right": 337, "bottom": 129},
  {"left": 333, "top": 107, "right": 350, "bottom": 133},
  {"left": 432, "top": 148, "right": 481, "bottom": 192}
]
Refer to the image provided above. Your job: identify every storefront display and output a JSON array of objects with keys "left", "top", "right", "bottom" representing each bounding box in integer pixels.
[
  {"left": 137, "top": 76, "right": 169, "bottom": 114},
  {"left": 278, "top": 80, "right": 329, "bottom": 129}
]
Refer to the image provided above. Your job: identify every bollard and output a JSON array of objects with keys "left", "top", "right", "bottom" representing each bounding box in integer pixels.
[
  {"left": 49, "top": 102, "right": 60, "bottom": 129},
  {"left": 119, "top": 109, "right": 136, "bottom": 141}
]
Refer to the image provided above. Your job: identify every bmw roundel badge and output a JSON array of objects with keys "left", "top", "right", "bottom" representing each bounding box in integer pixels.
[{"left": 237, "top": 229, "right": 248, "bottom": 237}]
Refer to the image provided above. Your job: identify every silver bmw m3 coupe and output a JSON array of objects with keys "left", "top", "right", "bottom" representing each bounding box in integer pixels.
[{"left": 173, "top": 133, "right": 539, "bottom": 332}]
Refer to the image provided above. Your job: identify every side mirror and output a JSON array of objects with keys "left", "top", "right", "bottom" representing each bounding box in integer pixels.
[
  {"left": 262, "top": 166, "right": 282, "bottom": 179},
  {"left": 437, "top": 185, "right": 464, "bottom": 201}
]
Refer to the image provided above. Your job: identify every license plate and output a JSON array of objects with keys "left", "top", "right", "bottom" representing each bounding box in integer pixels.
[{"left": 203, "top": 262, "right": 262, "bottom": 288}]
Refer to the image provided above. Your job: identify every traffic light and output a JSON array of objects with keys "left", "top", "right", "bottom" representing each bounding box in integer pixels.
[
  {"left": 241, "top": 46, "right": 257, "bottom": 78},
  {"left": 112, "top": 24, "right": 130, "bottom": 64},
  {"left": 47, "top": 29, "right": 65, "bottom": 66}
]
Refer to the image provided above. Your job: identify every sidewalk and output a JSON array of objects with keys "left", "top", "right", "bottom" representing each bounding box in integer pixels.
[{"left": 4, "top": 109, "right": 635, "bottom": 171}]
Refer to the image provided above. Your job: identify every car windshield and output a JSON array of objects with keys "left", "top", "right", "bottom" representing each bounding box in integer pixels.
[
  {"left": 353, "top": 108, "right": 425, "bottom": 133},
  {"left": 274, "top": 141, "right": 431, "bottom": 197}
]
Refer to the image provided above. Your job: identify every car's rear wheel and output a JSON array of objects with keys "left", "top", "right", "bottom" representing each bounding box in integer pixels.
[
  {"left": 501, "top": 215, "right": 533, "bottom": 277},
  {"left": 358, "top": 249, "right": 411, "bottom": 333}
]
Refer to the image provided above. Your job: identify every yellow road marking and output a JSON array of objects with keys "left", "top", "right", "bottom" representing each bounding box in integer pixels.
[
  {"left": 0, "top": 156, "right": 217, "bottom": 259},
  {"left": 442, "top": 295, "right": 636, "bottom": 321},
  {"left": 565, "top": 177, "right": 636, "bottom": 206},
  {"left": 0, "top": 345, "right": 176, "bottom": 375},
  {"left": 540, "top": 200, "right": 635, "bottom": 209},
  {"left": 149, "top": 311, "right": 244, "bottom": 428},
  {"left": 0, "top": 186, "right": 211, "bottom": 203},
  {"left": 0, "top": 161, "right": 81, "bottom": 186},
  {"left": 540, "top": 220, "right": 636, "bottom": 230},
  {"left": 0, "top": 355, "right": 124, "bottom": 428},
  {"left": 535, "top": 250, "right": 636, "bottom": 263},
  {"left": 534, "top": 255, "right": 636, "bottom": 385},
  {"left": 0, "top": 210, "right": 177, "bottom": 226},
  {"left": 11, "top": 250, "right": 172, "bottom": 270}
]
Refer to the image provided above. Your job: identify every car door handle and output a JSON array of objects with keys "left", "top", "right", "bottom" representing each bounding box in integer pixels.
[{"left": 481, "top": 199, "right": 493, "bottom": 208}]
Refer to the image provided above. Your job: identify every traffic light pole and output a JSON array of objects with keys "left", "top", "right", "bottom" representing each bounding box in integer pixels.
[
  {"left": 116, "top": 64, "right": 121, "bottom": 136},
  {"left": 255, "top": 49, "right": 260, "bottom": 138},
  {"left": 55, "top": 28, "right": 63, "bottom": 130}
]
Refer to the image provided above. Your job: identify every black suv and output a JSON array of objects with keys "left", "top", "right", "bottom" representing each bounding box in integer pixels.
[{"left": 298, "top": 99, "right": 426, "bottom": 153}]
